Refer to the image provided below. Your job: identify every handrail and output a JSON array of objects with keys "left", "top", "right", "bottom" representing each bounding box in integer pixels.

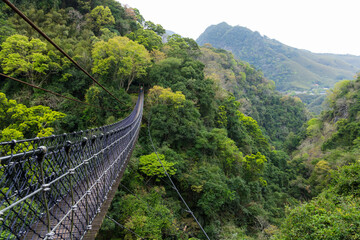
[{"left": 0, "top": 91, "right": 144, "bottom": 240}]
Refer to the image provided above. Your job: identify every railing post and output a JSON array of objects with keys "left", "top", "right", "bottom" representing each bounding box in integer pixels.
[
  {"left": 65, "top": 141, "right": 74, "bottom": 240},
  {"left": 37, "top": 146, "right": 54, "bottom": 239},
  {"left": 10, "top": 140, "right": 16, "bottom": 155},
  {"left": 101, "top": 149, "right": 107, "bottom": 203},
  {"left": 81, "top": 137, "right": 92, "bottom": 231},
  {"left": 91, "top": 135, "right": 101, "bottom": 215}
]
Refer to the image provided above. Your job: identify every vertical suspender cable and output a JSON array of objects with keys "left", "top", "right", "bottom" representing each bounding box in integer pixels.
[{"left": 65, "top": 141, "right": 75, "bottom": 240}]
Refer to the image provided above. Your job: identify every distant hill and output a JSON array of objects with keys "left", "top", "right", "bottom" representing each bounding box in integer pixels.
[
  {"left": 197, "top": 22, "right": 360, "bottom": 91},
  {"left": 162, "top": 30, "right": 176, "bottom": 42}
]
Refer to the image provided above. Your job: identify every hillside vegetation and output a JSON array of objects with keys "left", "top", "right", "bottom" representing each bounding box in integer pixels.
[
  {"left": 198, "top": 45, "right": 308, "bottom": 146},
  {"left": 1, "top": 1, "right": 360, "bottom": 240},
  {"left": 197, "top": 22, "right": 360, "bottom": 92},
  {"left": 273, "top": 74, "right": 360, "bottom": 239}
]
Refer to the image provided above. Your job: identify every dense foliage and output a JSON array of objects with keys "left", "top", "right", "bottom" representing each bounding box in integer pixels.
[
  {"left": 198, "top": 45, "right": 308, "bottom": 146},
  {"left": 1, "top": 1, "right": 359, "bottom": 239},
  {"left": 273, "top": 75, "right": 360, "bottom": 239},
  {"left": 0, "top": 92, "right": 65, "bottom": 141}
]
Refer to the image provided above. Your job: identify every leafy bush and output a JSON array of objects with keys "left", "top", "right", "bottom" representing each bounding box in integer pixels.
[{"left": 139, "top": 153, "right": 176, "bottom": 179}]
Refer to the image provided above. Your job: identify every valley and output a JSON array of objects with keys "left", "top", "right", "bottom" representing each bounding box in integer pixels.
[{"left": 0, "top": 1, "right": 359, "bottom": 239}]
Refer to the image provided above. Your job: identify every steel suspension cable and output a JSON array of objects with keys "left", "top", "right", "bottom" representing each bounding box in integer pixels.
[
  {"left": 147, "top": 118, "right": 211, "bottom": 240},
  {"left": 0, "top": 72, "right": 120, "bottom": 112},
  {"left": 2, "top": 0, "right": 124, "bottom": 105}
]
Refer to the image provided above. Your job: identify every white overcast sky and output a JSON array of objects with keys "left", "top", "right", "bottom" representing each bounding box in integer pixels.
[{"left": 122, "top": 0, "right": 360, "bottom": 56}]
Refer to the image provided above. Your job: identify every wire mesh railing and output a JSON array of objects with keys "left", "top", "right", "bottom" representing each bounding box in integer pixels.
[{"left": 0, "top": 91, "right": 144, "bottom": 240}]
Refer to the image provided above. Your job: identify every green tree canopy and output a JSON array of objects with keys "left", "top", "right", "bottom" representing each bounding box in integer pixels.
[
  {"left": 144, "top": 21, "right": 165, "bottom": 35},
  {"left": 147, "top": 86, "right": 201, "bottom": 149},
  {"left": 164, "top": 34, "right": 200, "bottom": 59},
  {"left": 82, "top": 85, "right": 131, "bottom": 127},
  {"left": 127, "top": 28, "right": 162, "bottom": 51},
  {"left": 0, "top": 34, "right": 61, "bottom": 86},
  {"left": 90, "top": 5, "right": 115, "bottom": 34},
  {"left": 0, "top": 92, "right": 66, "bottom": 141},
  {"left": 275, "top": 187, "right": 360, "bottom": 240},
  {"left": 139, "top": 152, "right": 176, "bottom": 179},
  {"left": 91, "top": 36, "right": 151, "bottom": 91}
]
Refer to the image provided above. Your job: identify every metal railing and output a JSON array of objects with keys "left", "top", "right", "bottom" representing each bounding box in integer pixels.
[{"left": 0, "top": 91, "right": 144, "bottom": 240}]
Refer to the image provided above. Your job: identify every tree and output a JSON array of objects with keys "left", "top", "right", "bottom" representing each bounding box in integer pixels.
[
  {"left": 194, "top": 128, "right": 243, "bottom": 175},
  {"left": 73, "top": 0, "right": 91, "bottom": 13},
  {"left": 147, "top": 86, "right": 201, "bottom": 149},
  {"left": 242, "top": 152, "right": 267, "bottom": 183},
  {"left": 138, "top": 153, "right": 176, "bottom": 179},
  {"left": 275, "top": 193, "right": 360, "bottom": 240},
  {"left": 0, "top": 34, "right": 61, "bottom": 86},
  {"left": 91, "top": 36, "right": 151, "bottom": 91},
  {"left": 144, "top": 21, "right": 165, "bottom": 35},
  {"left": 0, "top": 92, "right": 66, "bottom": 141},
  {"left": 239, "top": 111, "right": 270, "bottom": 154},
  {"left": 89, "top": 5, "right": 115, "bottom": 34},
  {"left": 98, "top": 186, "right": 178, "bottom": 239},
  {"left": 82, "top": 85, "right": 131, "bottom": 127},
  {"left": 127, "top": 28, "right": 163, "bottom": 51},
  {"left": 164, "top": 34, "right": 200, "bottom": 59},
  {"left": 149, "top": 57, "right": 184, "bottom": 86},
  {"left": 274, "top": 160, "right": 360, "bottom": 239},
  {"left": 147, "top": 85, "right": 185, "bottom": 108},
  {"left": 221, "top": 96, "right": 270, "bottom": 155}
]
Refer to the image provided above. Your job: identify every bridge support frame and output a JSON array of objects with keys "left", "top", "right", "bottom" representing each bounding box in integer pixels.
[{"left": 83, "top": 131, "right": 139, "bottom": 239}]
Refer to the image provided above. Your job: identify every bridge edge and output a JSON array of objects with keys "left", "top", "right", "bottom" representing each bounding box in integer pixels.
[{"left": 82, "top": 132, "right": 140, "bottom": 240}]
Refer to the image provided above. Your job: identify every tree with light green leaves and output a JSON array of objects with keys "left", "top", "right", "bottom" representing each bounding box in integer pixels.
[
  {"left": 92, "top": 36, "right": 151, "bottom": 91},
  {"left": 127, "top": 28, "right": 163, "bottom": 51},
  {"left": 0, "top": 92, "right": 66, "bottom": 142},
  {"left": 139, "top": 152, "right": 176, "bottom": 180},
  {"left": 90, "top": 5, "right": 115, "bottom": 34},
  {"left": 0, "top": 34, "right": 61, "bottom": 86},
  {"left": 147, "top": 85, "right": 185, "bottom": 108},
  {"left": 243, "top": 152, "right": 267, "bottom": 184}
]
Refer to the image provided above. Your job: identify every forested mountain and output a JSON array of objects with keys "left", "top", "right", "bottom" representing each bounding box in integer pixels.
[
  {"left": 197, "top": 45, "right": 308, "bottom": 146},
  {"left": 273, "top": 74, "right": 360, "bottom": 239},
  {"left": 1, "top": 1, "right": 359, "bottom": 239},
  {"left": 197, "top": 22, "right": 360, "bottom": 91}
]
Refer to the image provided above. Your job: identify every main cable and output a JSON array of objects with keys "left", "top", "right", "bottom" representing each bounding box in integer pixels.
[
  {"left": 2, "top": 0, "right": 124, "bottom": 105},
  {"left": 0, "top": 72, "right": 120, "bottom": 112},
  {"left": 105, "top": 215, "right": 145, "bottom": 240},
  {"left": 147, "top": 117, "right": 211, "bottom": 240}
]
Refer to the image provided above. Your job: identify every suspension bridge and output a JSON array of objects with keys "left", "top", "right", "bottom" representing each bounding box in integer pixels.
[
  {"left": 0, "top": 0, "right": 211, "bottom": 238},
  {"left": 0, "top": 91, "right": 143, "bottom": 239},
  {"left": 0, "top": 1, "right": 145, "bottom": 237}
]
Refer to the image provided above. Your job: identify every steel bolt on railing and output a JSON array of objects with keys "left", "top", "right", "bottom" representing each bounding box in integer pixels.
[{"left": 0, "top": 91, "right": 143, "bottom": 240}]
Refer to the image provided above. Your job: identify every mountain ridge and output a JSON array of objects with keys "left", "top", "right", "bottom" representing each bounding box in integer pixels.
[{"left": 197, "top": 22, "right": 360, "bottom": 91}]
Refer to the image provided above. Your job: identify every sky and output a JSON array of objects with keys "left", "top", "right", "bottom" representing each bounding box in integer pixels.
[{"left": 122, "top": 0, "right": 360, "bottom": 56}]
